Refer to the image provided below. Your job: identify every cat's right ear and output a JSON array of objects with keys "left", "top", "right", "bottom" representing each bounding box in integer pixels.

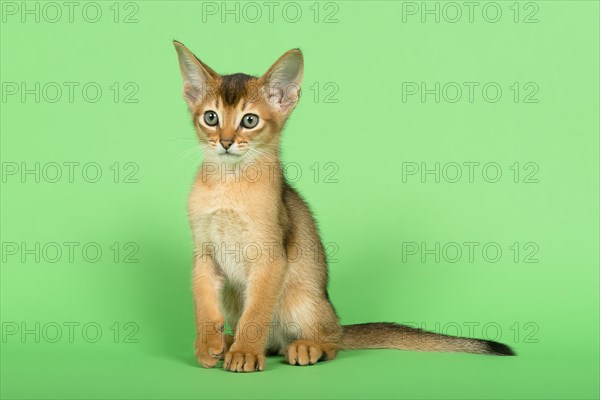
[{"left": 173, "top": 41, "right": 219, "bottom": 109}]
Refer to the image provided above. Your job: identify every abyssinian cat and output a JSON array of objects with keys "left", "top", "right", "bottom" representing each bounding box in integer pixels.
[{"left": 173, "top": 41, "right": 515, "bottom": 373}]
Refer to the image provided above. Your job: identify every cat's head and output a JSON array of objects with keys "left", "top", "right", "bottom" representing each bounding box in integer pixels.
[{"left": 174, "top": 41, "right": 303, "bottom": 163}]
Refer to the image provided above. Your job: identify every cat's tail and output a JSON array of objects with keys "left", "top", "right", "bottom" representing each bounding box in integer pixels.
[{"left": 340, "top": 322, "right": 515, "bottom": 356}]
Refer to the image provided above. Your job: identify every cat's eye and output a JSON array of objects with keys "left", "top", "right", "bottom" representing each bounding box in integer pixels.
[
  {"left": 241, "top": 114, "right": 259, "bottom": 129},
  {"left": 203, "top": 111, "right": 219, "bottom": 126}
]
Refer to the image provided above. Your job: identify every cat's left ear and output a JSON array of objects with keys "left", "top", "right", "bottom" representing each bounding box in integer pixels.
[{"left": 259, "top": 49, "right": 304, "bottom": 114}]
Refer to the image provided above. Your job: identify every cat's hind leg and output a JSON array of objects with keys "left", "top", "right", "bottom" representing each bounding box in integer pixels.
[
  {"left": 277, "top": 289, "right": 342, "bottom": 366},
  {"left": 286, "top": 339, "right": 338, "bottom": 366}
]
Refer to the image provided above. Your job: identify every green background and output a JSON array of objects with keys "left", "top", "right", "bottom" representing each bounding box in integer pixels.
[{"left": 1, "top": 1, "right": 599, "bottom": 399}]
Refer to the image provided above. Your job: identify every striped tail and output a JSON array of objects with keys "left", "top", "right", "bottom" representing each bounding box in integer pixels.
[{"left": 340, "top": 322, "right": 515, "bottom": 356}]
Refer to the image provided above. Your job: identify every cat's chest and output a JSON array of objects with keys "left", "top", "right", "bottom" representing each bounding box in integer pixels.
[
  {"left": 193, "top": 208, "right": 249, "bottom": 245},
  {"left": 189, "top": 184, "right": 253, "bottom": 280}
]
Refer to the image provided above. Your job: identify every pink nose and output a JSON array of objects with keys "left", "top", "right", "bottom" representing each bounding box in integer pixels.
[{"left": 220, "top": 139, "right": 233, "bottom": 150}]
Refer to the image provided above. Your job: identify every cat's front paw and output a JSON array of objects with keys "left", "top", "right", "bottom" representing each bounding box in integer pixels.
[
  {"left": 195, "top": 334, "right": 225, "bottom": 368},
  {"left": 223, "top": 344, "right": 266, "bottom": 372}
]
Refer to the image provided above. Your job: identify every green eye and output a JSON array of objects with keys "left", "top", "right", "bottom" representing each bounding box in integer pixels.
[
  {"left": 203, "top": 111, "right": 219, "bottom": 126},
  {"left": 241, "top": 113, "right": 259, "bottom": 129}
]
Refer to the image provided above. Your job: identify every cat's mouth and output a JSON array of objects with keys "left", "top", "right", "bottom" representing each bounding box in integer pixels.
[
  {"left": 215, "top": 147, "right": 242, "bottom": 157},
  {"left": 219, "top": 151, "right": 242, "bottom": 160}
]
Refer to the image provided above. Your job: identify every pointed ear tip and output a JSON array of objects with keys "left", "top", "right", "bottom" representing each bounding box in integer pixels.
[
  {"left": 173, "top": 40, "right": 189, "bottom": 52},
  {"left": 285, "top": 48, "right": 304, "bottom": 63}
]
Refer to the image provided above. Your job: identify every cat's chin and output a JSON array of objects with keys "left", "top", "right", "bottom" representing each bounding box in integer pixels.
[{"left": 217, "top": 152, "right": 242, "bottom": 164}]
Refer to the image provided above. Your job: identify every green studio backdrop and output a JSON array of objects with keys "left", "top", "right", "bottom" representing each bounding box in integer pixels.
[{"left": 1, "top": 1, "right": 599, "bottom": 399}]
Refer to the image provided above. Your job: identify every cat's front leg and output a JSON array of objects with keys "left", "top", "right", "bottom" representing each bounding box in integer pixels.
[
  {"left": 223, "top": 254, "right": 286, "bottom": 372},
  {"left": 192, "top": 253, "right": 226, "bottom": 368}
]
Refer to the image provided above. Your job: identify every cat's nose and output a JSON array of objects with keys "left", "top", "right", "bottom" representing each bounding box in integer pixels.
[{"left": 220, "top": 139, "right": 233, "bottom": 150}]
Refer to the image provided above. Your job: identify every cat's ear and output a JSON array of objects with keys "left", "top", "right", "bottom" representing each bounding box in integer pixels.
[
  {"left": 259, "top": 49, "right": 304, "bottom": 114},
  {"left": 173, "top": 40, "right": 219, "bottom": 108}
]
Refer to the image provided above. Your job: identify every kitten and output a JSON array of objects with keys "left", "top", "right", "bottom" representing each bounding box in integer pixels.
[{"left": 173, "top": 41, "right": 515, "bottom": 373}]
